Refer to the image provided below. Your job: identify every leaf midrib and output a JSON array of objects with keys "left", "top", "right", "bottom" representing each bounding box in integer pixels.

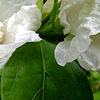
[
  {"left": 39, "top": 42, "right": 67, "bottom": 100},
  {"left": 40, "top": 43, "right": 46, "bottom": 100}
]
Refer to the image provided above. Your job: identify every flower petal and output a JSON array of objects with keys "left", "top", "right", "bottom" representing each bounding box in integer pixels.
[
  {"left": 59, "top": 0, "right": 100, "bottom": 35},
  {"left": 14, "top": 25, "right": 42, "bottom": 43},
  {"left": 7, "top": 5, "right": 42, "bottom": 32},
  {"left": 78, "top": 33, "right": 100, "bottom": 73},
  {"left": 59, "top": 0, "right": 78, "bottom": 34},
  {"left": 3, "top": 5, "right": 42, "bottom": 44},
  {"left": 55, "top": 35, "right": 75, "bottom": 66},
  {"left": 60, "top": 0, "right": 77, "bottom": 9},
  {"left": 0, "top": 42, "right": 26, "bottom": 69},
  {"left": 55, "top": 33, "right": 91, "bottom": 66},
  {"left": 0, "top": 0, "right": 37, "bottom": 21}
]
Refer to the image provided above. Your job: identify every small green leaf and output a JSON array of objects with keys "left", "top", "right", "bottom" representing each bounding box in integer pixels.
[
  {"left": 50, "top": 0, "right": 59, "bottom": 29},
  {"left": 1, "top": 40, "right": 93, "bottom": 100},
  {"left": 36, "top": 0, "right": 44, "bottom": 12}
]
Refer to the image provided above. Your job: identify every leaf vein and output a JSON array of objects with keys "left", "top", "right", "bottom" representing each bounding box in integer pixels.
[
  {"left": 32, "top": 88, "right": 43, "bottom": 100},
  {"left": 40, "top": 43, "right": 46, "bottom": 100},
  {"left": 8, "top": 44, "right": 30, "bottom": 98},
  {"left": 46, "top": 72, "right": 67, "bottom": 100}
]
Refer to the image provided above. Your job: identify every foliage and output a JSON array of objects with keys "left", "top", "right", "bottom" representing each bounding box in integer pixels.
[{"left": 88, "top": 71, "right": 100, "bottom": 100}]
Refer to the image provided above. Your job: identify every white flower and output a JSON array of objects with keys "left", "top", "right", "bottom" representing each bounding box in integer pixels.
[
  {"left": 0, "top": 0, "right": 42, "bottom": 68},
  {"left": 55, "top": 0, "right": 100, "bottom": 72}
]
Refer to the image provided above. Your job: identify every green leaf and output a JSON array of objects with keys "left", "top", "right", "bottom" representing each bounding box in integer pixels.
[
  {"left": 36, "top": 0, "right": 44, "bottom": 12},
  {"left": 1, "top": 40, "right": 93, "bottom": 100},
  {"left": 50, "top": 0, "right": 59, "bottom": 29}
]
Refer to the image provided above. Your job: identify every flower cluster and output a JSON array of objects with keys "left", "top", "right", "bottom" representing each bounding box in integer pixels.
[
  {"left": 55, "top": 0, "right": 100, "bottom": 72},
  {"left": 1, "top": 0, "right": 100, "bottom": 73}
]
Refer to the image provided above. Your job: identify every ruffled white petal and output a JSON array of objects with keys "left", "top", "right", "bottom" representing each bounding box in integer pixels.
[
  {"left": 55, "top": 34, "right": 91, "bottom": 66},
  {"left": 55, "top": 35, "right": 74, "bottom": 66},
  {"left": 59, "top": 0, "right": 98, "bottom": 35},
  {"left": 0, "top": 5, "right": 42, "bottom": 68},
  {"left": 3, "top": 5, "right": 42, "bottom": 44},
  {"left": 59, "top": 0, "right": 78, "bottom": 34},
  {"left": 7, "top": 5, "right": 42, "bottom": 32},
  {"left": 78, "top": 33, "right": 100, "bottom": 72},
  {"left": 60, "top": 0, "right": 75, "bottom": 9},
  {"left": 0, "top": 0, "right": 37, "bottom": 21}
]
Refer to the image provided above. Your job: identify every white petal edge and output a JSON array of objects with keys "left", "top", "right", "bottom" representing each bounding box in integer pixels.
[
  {"left": 55, "top": 34, "right": 91, "bottom": 66},
  {"left": 59, "top": 0, "right": 78, "bottom": 35},
  {"left": 55, "top": 35, "right": 75, "bottom": 66},
  {"left": 0, "top": 42, "right": 26, "bottom": 69},
  {"left": 7, "top": 5, "right": 42, "bottom": 32}
]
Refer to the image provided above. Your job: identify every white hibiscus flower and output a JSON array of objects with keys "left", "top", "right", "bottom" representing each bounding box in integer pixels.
[
  {"left": 55, "top": 0, "right": 100, "bottom": 72},
  {"left": 0, "top": 0, "right": 42, "bottom": 68}
]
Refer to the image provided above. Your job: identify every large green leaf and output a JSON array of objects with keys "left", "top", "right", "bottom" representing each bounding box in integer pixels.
[{"left": 1, "top": 40, "right": 93, "bottom": 100}]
